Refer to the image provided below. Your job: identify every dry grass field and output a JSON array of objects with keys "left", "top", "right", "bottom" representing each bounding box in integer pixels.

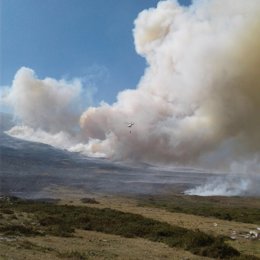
[{"left": 0, "top": 190, "right": 259, "bottom": 260}]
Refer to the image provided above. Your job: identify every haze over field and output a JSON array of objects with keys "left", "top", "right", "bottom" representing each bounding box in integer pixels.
[{"left": 1, "top": 0, "right": 260, "bottom": 196}]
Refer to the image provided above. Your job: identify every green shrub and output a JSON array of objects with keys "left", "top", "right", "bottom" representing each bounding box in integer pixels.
[
  {"left": 0, "top": 196, "right": 248, "bottom": 259},
  {"left": 138, "top": 195, "right": 260, "bottom": 224},
  {"left": 195, "top": 238, "right": 240, "bottom": 258},
  {"left": 182, "top": 230, "right": 214, "bottom": 248},
  {"left": 1, "top": 209, "right": 14, "bottom": 214},
  {"left": 80, "top": 198, "right": 99, "bottom": 204},
  {"left": 231, "top": 255, "right": 260, "bottom": 260},
  {"left": 0, "top": 224, "right": 41, "bottom": 236},
  {"left": 58, "top": 250, "right": 88, "bottom": 259}
]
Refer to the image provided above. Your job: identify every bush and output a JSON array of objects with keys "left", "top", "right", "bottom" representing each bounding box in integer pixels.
[
  {"left": 80, "top": 198, "right": 99, "bottom": 204},
  {"left": 182, "top": 230, "right": 214, "bottom": 249},
  {"left": 0, "top": 197, "right": 245, "bottom": 259},
  {"left": 231, "top": 255, "right": 260, "bottom": 260},
  {"left": 0, "top": 224, "right": 41, "bottom": 236},
  {"left": 138, "top": 195, "right": 260, "bottom": 224},
  {"left": 1, "top": 209, "right": 14, "bottom": 214},
  {"left": 196, "top": 238, "right": 240, "bottom": 258},
  {"left": 58, "top": 250, "right": 88, "bottom": 259}
]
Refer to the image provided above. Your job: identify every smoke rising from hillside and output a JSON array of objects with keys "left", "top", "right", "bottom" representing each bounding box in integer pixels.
[
  {"left": 4, "top": 68, "right": 83, "bottom": 133},
  {"left": 80, "top": 0, "right": 260, "bottom": 169},
  {"left": 3, "top": 0, "right": 260, "bottom": 176}
]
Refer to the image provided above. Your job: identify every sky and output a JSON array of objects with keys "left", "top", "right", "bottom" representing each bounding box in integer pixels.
[{"left": 0, "top": 0, "right": 191, "bottom": 106}]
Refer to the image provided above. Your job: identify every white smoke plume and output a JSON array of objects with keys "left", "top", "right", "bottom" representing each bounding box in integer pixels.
[
  {"left": 185, "top": 156, "right": 260, "bottom": 196},
  {"left": 3, "top": 0, "right": 260, "bottom": 178},
  {"left": 185, "top": 176, "right": 252, "bottom": 196},
  {"left": 3, "top": 67, "right": 83, "bottom": 133},
  {"left": 185, "top": 170, "right": 260, "bottom": 196},
  {"left": 79, "top": 0, "right": 260, "bottom": 169}
]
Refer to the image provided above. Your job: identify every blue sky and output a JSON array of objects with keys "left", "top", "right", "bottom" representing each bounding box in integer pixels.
[{"left": 1, "top": 0, "right": 191, "bottom": 105}]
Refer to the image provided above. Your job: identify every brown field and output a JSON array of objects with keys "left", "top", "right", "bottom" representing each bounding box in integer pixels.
[{"left": 0, "top": 188, "right": 259, "bottom": 260}]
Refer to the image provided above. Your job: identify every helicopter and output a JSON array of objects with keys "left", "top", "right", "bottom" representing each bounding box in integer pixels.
[{"left": 126, "top": 122, "right": 134, "bottom": 133}]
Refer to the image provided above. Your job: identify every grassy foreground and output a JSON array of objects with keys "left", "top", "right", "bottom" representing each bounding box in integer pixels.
[
  {"left": 0, "top": 196, "right": 259, "bottom": 260},
  {"left": 138, "top": 195, "right": 260, "bottom": 224}
]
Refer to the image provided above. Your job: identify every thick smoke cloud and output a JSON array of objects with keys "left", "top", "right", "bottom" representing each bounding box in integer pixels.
[
  {"left": 80, "top": 0, "right": 260, "bottom": 169},
  {"left": 3, "top": 0, "right": 260, "bottom": 176},
  {"left": 185, "top": 175, "right": 254, "bottom": 196},
  {"left": 4, "top": 67, "right": 83, "bottom": 133}
]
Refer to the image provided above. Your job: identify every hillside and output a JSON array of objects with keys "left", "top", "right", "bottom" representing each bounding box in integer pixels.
[{"left": 0, "top": 194, "right": 259, "bottom": 260}]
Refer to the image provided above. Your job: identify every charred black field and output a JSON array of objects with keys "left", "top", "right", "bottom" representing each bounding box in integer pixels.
[{"left": 0, "top": 132, "right": 216, "bottom": 198}]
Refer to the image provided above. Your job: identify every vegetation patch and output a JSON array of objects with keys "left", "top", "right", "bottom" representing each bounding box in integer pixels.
[
  {"left": 17, "top": 240, "right": 54, "bottom": 252},
  {"left": 231, "top": 256, "right": 260, "bottom": 260},
  {"left": 0, "top": 196, "right": 259, "bottom": 260},
  {"left": 1, "top": 209, "right": 14, "bottom": 215},
  {"left": 57, "top": 250, "right": 88, "bottom": 259},
  {"left": 138, "top": 195, "right": 260, "bottom": 224},
  {"left": 80, "top": 197, "right": 99, "bottom": 204},
  {"left": 0, "top": 224, "right": 42, "bottom": 237}
]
